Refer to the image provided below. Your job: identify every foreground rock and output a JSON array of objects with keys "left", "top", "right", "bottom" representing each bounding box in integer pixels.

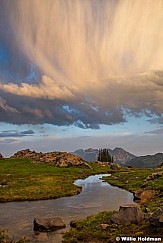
[
  {"left": 133, "top": 189, "right": 155, "bottom": 203},
  {"left": 34, "top": 218, "right": 66, "bottom": 232},
  {"left": 149, "top": 207, "right": 163, "bottom": 227},
  {"left": 111, "top": 204, "right": 144, "bottom": 226},
  {"left": 11, "top": 149, "right": 90, "bottom": 168}
]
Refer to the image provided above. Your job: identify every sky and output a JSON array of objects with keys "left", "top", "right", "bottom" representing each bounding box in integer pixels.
[{"left": 0, "top": 0, "right": 163, "bottom": 157}]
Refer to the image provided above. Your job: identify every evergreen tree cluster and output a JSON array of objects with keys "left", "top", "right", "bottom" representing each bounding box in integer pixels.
[{"left": 97, "top": 148, "right": 113, "bottom": 162}]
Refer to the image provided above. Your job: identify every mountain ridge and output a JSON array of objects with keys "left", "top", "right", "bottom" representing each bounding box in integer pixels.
[
  {"left": 72, "top": 148, "right": 163, "bottom": 168},
  {"left": 126, "top": 152, "right": 163, "bottom": 168},
  {"left": 72, "top": 147, "right": 136, "bottom": 165}
]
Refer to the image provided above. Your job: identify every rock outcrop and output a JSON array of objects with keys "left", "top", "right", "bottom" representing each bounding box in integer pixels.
[
  {"left": 11, "top": 149, "right": 90, "bottom": 168},
  {"left": 149, "top": 207, "right": 163, "bottom": 227},
  {"left": 111, "top": 204, "right": 144, "bottom": 226},
  {"left": 34, "top": 218, "right": 66, "bottom": 232}
]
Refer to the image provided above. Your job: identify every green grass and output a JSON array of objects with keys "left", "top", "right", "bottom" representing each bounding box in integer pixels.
[
  {"left": 0, "top": 158, "right": 110, "bottom": 202},
  {"left": 63, "top": 210, "right": 162, "bottom": 243},
  {"left": 63, "top": 211, "right": 115, "bottom": 243},
  {"left": 63, "top": 167, "right": 163, "bottom": 242}
]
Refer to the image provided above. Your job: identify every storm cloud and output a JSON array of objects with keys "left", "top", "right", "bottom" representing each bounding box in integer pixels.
[{"left": 0, "top": 0, "right": 163, "bottom": 128}]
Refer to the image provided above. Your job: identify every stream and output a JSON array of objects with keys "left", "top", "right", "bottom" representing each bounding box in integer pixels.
[{"left": 0, "top": 174, "right": 135, "bottom": 242}]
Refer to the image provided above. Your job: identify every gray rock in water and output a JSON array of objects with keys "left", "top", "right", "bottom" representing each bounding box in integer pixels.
[
  {"left": 149, "top": 207, "right": 163, "bottom": 227},
  {"left": 34, "top": 218, "right": 66, "bottom": 232},
  {"left": 111, "top": 204, "right": 144, "bottom": 226}
]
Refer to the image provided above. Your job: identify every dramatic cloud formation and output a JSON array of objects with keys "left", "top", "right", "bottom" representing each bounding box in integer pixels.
[{"left": 0, "top": 0, "right": 163, "bottom": 128}]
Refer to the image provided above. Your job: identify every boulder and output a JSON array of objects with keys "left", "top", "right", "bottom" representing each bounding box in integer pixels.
[
  {"left": 149, "top": 207, "right": 163, "bottom": 227},
  {"left": 110, "top": 163, "right": 121, "bottom": 170},
  {"left": 133, "top": 189, "right": 155, "bottom": 203},
  {"left": 146, "top": 171, "right": 163, "bottom": 180},
  {"left": 111, "top": 204, "right": 144, "bottom": 226},
  {"left": 99, "top": 224, "right": 110, "bottom": 230},
  {"left": 33, "top": 218, "right": 66, "bottom": 232}
]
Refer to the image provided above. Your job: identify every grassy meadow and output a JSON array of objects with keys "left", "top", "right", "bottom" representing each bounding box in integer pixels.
[{"left": 0, "top": 158, "right": 109, "bottom": 202}]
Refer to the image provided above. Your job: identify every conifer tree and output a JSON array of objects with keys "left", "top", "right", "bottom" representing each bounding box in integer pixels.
[{"left": 97, "top": 148, "right": 112, "bottom": 162}]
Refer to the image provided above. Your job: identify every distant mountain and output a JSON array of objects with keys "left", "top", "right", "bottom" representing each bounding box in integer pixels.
[
  {"left": 127, "top": 153, "right": 163, "bottom": 168},
  {"left": 72, "top": 147, "right": 136, "bottom": 165},
  {"left": 72, "top": 148, "right": 99, "bottom": 162},
  {"left": 111, "top": 147, "right": 136, "bottom": 165}
]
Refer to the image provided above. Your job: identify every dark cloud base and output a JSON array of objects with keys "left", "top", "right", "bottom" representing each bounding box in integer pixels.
[{"left": 0, "top": 91, "right": 125, "bottom": 129}]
